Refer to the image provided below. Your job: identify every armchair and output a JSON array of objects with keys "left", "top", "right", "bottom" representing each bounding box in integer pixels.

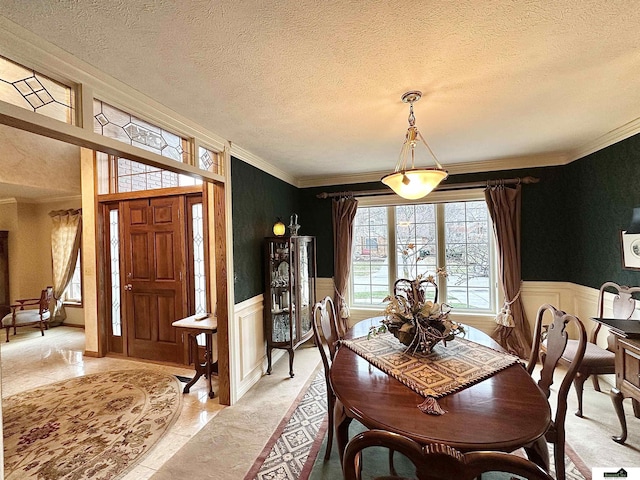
[{"left": 1, "top": 286, "right": 53, "bottom": 342}]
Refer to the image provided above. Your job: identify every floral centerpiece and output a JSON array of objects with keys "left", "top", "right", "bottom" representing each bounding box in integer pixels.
[{"left": 370, "top": 270, "right": 464, "bottom": 353}]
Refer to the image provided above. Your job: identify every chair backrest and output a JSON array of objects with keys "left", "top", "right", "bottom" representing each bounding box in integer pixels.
[
  {"left": 595, "top": 282, "right": 640, "bottom": 346},
  {"left": 394, "top": 278, "right": 438, "bottom": 305},
  {"left": 312, "top": 296, "right": 341, "bottom": 376},
  {"left": 40, "top": 286, "right": 53, "bottom": 314},
  {"left": 527, "top": 304, "right": 586, "bottom": 439},
  {"left": 342, "top": 429, "right": 554, "bottom": 480}
]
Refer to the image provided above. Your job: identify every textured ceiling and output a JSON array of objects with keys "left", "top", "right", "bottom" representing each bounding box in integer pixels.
[
  {"left": 1, "top": 1, "right": 640, "bottom": 181},
  {"left": 0, "top": 125, "right": 80, "bottom": 200}
]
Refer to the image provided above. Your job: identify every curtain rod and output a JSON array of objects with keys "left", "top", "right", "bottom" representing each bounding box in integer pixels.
[{"left": 316, "top": 176, "right": 540, "bottom": 199}]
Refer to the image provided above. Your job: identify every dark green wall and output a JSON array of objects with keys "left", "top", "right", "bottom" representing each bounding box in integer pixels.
[
  {"left": 231, "top": 157, "right": 299, "bottom": 302},
  {"left": 231, "top": 133, "right": 640, "bottom": 303},
  {"left": 563, "top": 134, "right": 640, "bottom": 289}
]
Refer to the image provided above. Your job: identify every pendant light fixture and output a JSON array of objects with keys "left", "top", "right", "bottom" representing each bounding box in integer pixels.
[{"left": 381, "top": 91, "right": 448, "bottom": 200}]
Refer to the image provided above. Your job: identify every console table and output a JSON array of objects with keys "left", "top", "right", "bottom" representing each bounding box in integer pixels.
[
  {"left": 172, "top": 314, "right": 218, "bottom": 399},
  {"left": 610, "top": 333, "right": 640, "bottom": 443}
]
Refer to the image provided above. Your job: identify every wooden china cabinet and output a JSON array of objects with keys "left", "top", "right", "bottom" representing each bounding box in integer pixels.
[{"left": 264, "top": 236, "right": 316, "bottom": 377}]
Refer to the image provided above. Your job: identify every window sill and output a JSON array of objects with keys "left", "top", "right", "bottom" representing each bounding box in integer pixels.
[{"left": 63, "top": 301, "right": 83, "bottom": 308}]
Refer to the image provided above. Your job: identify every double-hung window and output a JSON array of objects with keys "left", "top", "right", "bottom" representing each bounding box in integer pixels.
[
  {"left": 351, "top": 192, "right": 496, "bottom": 314},
  {"left": 63, "top": 254, "right": 82, "bottom": 305}
]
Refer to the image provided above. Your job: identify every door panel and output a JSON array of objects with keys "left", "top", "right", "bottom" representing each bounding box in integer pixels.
[{"left": 123, "top": 196, "right": 186, "bottom": 363}]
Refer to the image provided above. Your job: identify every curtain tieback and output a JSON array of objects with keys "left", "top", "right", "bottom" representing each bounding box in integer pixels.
[
  {"left": 495, "top": 283, "right": 522, "bottom": 328},
  {"left": 334, "top": 287, "right": 350, "bottom": 319}
]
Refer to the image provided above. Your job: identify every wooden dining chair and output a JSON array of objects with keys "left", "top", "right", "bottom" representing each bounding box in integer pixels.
[
  {"left": 342, "top": 429, "right": 554, "bottom": 480},
  {"left": 312, "top": 296, "right": 342, "bottom": 460},
  {"left": 526, "top": 304, "right": 587, "bottom": 480},
  {"left": 559, "top": 282, "right": 640, "bottom": 417}
]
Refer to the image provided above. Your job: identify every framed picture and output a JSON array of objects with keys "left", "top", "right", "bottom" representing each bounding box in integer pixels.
[{"left": 621, "top": 230, "right": 640, "bottom": 270}]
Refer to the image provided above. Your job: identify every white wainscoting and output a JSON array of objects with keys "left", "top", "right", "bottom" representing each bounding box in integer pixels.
[
  {"left": 233, "top": 294, "right": 282, "bottom": 399},
  {"left": 232, "top": 279, "right": 622, "bottom": 401}
]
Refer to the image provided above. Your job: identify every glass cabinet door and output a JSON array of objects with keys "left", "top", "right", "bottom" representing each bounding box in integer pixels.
[{"left": 296, "top": 237, "right": 315, "bottom": 339}]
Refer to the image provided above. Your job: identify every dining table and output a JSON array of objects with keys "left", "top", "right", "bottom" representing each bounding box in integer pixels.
[{"left": 330, "top": 317, "right": 552, "bottom": 469}]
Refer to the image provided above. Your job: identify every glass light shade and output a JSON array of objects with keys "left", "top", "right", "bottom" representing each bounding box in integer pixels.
[
  {"left": 381, "top": 168, "right": 448, "bottom": 200},
  {"left": 273, "top": 221, "right": 286, "bottom": 236}
]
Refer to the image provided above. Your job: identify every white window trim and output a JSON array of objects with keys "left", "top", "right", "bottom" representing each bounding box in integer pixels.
[{"left": 348, "top": 188, "right": 503, "bottom": 326}]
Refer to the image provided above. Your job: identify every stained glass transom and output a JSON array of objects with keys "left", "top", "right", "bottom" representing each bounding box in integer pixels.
[
  {"left": 109, "top": 209, "right": 122, "bottom": 337},
  {"left": 0, "top": 55, "right": 75, "bottom": 124},
  {"left": 199, "top": 146, "right": 223, "bottom": 175},
  {"left": 93, "top": 99, "right": 190, "bottom": 163}
]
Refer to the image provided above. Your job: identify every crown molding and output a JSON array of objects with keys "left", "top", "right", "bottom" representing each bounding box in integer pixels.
[
  {"left": 568, "top": 116, "right": 640, "bottom": 162},
  {"left": 296, "top": 152, "right": 569, "bottom": 188},
  {"left": 0, "top": 198, "right": 17, "bottom": 205},
  {"left": 229, "top": 144, "right": 297, "bottom": 187}
]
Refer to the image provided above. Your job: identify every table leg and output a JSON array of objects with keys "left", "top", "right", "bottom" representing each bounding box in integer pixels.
[
  {"left": 524, "top": 437, "right": 550, "bottom": 474},
  {"left": 611, "top": 387, "right": 628, "bottom": 444},
  {"left": 206, "top": 332, "right": 215, "bottom": 399},
  {"left": 183, "top": 333, "right": 202, "bottom": 394}
]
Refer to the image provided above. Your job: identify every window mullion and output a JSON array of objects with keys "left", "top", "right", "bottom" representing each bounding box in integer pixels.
[
  {"left": 435, "top": 203, "right": 447, "bottom": 302},
  {"left": 387, "top": 206, "right": 396, "bottom": 290}
]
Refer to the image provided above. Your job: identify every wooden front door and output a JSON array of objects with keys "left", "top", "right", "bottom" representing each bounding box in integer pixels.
[{"left": 122, "top": 196, "right": 186, "bottom": 363}]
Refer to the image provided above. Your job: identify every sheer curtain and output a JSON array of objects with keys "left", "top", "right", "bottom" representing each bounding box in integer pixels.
[
  {"left": 50, "top": 209, "right": 82, "bottom": 326},
  {"left": 484, "top": 185, "right": 531, "bottom": 358},
  {"left": 332, "top": 196, "right": 358, "bottom": 336}
]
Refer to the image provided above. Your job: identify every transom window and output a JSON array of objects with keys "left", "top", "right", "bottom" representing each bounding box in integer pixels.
[
  {"left": 0, "top": 55, "right": 75, "bottom": 124},
  {"left": 96, "top": 152, "right": 202, "bottom": 194},
  {"left": 351, "top": 197, "right": 496, "bottom": 313},
  {"left": 93, "top": 100, "right": 191, "bottom": 163}
]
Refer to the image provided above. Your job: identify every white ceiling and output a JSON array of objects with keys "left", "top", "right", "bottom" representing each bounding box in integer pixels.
[{"left": 1, "top": 1, "right": 640, "bottom": 184}]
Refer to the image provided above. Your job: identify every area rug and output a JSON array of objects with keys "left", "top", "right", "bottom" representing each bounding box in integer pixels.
[
  {"left": 244, "top": 369, "right": 328, "bottom": 480},
  {"left": 245, "top": 366, "right": 590, "bottom": 480},
  {"left": 3, "top": 369, "right": 182, "bottom": 480}
]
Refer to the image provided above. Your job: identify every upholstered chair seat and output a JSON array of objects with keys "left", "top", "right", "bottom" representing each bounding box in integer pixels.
[
  {"left": 562, "top": 339, "right": 615, "bottom": 367},
  {"left": 2, "top": 309, "right": 50, "bottom": 328}
]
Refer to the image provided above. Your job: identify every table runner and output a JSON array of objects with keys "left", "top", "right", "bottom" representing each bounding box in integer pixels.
[{"left": 340, "top": 332, "right": 521, "bottom": 414}]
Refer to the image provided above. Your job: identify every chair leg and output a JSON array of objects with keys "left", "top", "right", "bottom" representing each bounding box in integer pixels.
[
  {"left": 573, "top": 372, "right": 588, "bottom": 417},
  {"left": 554, "top": 440, "right": 566, "bottom": 480},
  {"left": 39, "top": 321, "right": 44, "bottom": 336},
  {"left": 592, "top": 374, "right": 601, "bottom": 392},
  {"left": 5, "top": 326, "right": 9, "bottom": 342},
  {"left": 325, "top": 391, "right": 335, "bottom": 460}
]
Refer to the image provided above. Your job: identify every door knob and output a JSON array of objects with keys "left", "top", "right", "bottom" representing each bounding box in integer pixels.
[{"left": 124, "top": 284, "right": 132, "bottom": 291}]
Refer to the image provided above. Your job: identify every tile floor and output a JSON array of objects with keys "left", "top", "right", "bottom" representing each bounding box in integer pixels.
[{"left": 0, "top": 326, "right": 225, "bottom": 480}]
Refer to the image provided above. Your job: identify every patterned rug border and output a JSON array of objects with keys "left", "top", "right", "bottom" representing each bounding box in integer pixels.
[
  {"left": 3, "top": 368, "right": 184, "bottom": 480},
  {"left": 243, "top": 365, "right": 327, "bottom": 480},
  {"left": 564, "top": 442, "right": 591, "bottom": 479}
]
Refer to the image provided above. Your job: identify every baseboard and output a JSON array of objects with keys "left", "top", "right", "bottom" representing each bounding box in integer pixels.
[{"left": 83, "top": 350, "right": 99, "bottom": 357}]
